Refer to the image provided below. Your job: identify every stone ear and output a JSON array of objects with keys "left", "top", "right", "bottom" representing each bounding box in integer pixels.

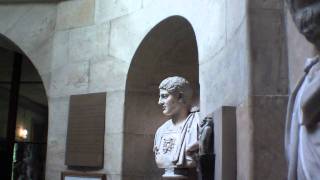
[{"left": 178, "top": 93, "right": 185, "bottom": 103}]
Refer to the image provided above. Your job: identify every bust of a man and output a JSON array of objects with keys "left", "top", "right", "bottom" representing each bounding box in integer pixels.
[
  {"left": 286, "top": 0, "right": 320, "bottom": 179},
  {"left": 154, "top": 76, "right": 199, "bottom": 180}
]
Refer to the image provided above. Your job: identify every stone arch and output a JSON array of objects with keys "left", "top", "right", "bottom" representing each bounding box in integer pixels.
[
  {"left": 0, "top": 33, "right": 48, "bottom": 91},
  {"left": 0, "top": 34, "right": 23, "bottom": 53},
  {"left": 123, "top": 15, "right": 199, "bottom": 179},
  {"left": 0, "top": 34, "right": 49, "bottom": 180}
]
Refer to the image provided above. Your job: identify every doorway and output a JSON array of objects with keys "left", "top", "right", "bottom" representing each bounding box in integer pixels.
[{"left": 0, "top": 47, "right": 48, "bottom": 180}]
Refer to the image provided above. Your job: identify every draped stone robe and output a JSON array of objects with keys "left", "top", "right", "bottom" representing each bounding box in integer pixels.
[
  {"left": 154, "top": 111, "right": 199, "bottom": 171},
  {"left": 285, "top": 56, "right": 320, "bottom": 180}
]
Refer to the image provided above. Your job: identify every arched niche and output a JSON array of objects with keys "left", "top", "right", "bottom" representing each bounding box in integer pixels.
[
  {"left": 0, "top": 34, "right": 48, "bottom": 180},
  {"left": 123, "top": 16, "right": 199, "bottom": 179}
]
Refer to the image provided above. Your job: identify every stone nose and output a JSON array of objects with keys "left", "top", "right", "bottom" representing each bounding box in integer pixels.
[{"left": 158, "top": 98, "right": 164, "bottom": 105}]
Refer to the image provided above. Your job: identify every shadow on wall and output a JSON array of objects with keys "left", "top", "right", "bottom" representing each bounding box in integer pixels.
[{"left": 123, "top": 15, "right": 199, "bottom": 179}]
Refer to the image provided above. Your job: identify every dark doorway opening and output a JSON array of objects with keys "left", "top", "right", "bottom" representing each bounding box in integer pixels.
[{"left": 0, "top": 47, "right": 48, "bottom": 180}]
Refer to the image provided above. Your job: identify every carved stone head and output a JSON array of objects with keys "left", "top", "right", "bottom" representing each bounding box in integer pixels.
[
  {"left": 287, "top": 0, "right": 320, "bottom": 49},
  {"left": 158, "top": 76, "right": 193, "bottom": 117}
]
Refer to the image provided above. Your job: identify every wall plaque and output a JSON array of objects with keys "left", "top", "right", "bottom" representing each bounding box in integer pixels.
[
  {"left": 61, "top": 171, "right": 106, "bottom": 180},
  {"left": 65, "top": 93, "right": 106, "bottom": 168}
]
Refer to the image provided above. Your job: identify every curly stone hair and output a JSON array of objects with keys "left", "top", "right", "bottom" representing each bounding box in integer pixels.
[{"left": 159, "top": 76, "right": 193, "bottom": 105}]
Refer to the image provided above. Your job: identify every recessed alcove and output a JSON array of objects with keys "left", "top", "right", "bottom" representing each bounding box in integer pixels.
[{"left": 123, "top": 15, "right": 199, "bottom": 179}]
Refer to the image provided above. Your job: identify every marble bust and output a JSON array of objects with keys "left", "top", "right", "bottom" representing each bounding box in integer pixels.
[
  {"left": 154, "top": 76, "right": 199, "bottom": 180},
  {"left": 285, "top": 0, "right": 320, "bottom": 179}
]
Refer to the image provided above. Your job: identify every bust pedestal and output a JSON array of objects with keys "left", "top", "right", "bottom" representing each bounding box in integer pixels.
[{"left": 162, "top": 168, "right": 197, "bottom": 180}]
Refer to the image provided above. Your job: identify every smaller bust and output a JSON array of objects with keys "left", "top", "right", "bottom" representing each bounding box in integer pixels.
[
  {"left": 154, "top": 76, "right": 199, "bottom": 179},
  {"left": 198, "top": 116, "right": 214, "bottom": 180}
]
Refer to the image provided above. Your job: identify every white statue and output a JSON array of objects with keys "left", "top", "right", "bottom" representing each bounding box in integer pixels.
[
  {"left": 154, "top": 76, "right": 199, "bottom": 180},
  {"left": 285, "top": 0, "right": 320, "bottom": 179}
]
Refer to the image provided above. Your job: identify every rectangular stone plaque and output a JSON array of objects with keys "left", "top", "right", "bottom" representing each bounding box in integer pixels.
[
  {"left": 61, "top": 172, "right": 106, "bottom": 180},
  {"left": 65, "top": 93, "right": 106, "bottom": 168}
]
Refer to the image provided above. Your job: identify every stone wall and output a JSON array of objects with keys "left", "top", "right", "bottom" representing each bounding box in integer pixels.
[
  {"left": 197, "top": 0, "right": 251, "bottom": 178},
  {"left": 50, "top": 1, "right": 128, "bottom": 179},
  {"left": 247, "top": 0, "right": 289, "bottom": 179},
  {"left": 0, "top": 0, "right": 293, "bottom": 180},
  {"left": 0, "top": 1, "right": 127, "bottom": 179},
  {"left": 0, "top": 3, "right": 56, "bottom": 89}
]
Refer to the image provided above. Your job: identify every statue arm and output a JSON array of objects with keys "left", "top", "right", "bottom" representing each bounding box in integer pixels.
[
  {"left": 186, "top": 118, "right": 200, "bottom": 155},
  {"left": 186, "top": 142, "right": 199, "bottom": 155}
]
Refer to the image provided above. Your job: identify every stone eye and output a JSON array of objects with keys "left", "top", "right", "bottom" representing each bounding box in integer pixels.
[{"left": 161, "top": 94, "right": 168, "bottom": 98}]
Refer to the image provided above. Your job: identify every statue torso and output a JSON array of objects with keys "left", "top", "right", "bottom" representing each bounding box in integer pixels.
[
  {"left": 154, "top": 112, "right": 199, "bottom": 169},
  {"left": 287, "top": 59, "right": 320, "bottom": 179}
]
